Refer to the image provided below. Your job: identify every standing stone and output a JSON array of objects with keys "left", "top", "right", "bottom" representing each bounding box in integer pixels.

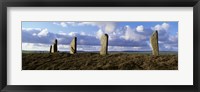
[
  {"left": 50, "top": 45, "right": 52, "bottom": 53},
  {"left": 51, "top": 44, "right": 55, "bottom": 53},
  {"left": 150, "top": 31, "right": 159, "bottom": 56},
  {"left": 70, "top": 37, "right": 77, "bottom": 54},
  {"left": 53, "top": 39, "right": 58, "bottom": 52},
  {"left": 100, "top": 34, "right": 108, "bottom": 55},
  {"left": 51, "top": 39, "right": 58, "bottom": 53}
]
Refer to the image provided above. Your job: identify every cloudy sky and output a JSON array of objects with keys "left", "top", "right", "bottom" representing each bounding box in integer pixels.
[{"left": 22, "top": 21, "right": 178, "bottom": 51}]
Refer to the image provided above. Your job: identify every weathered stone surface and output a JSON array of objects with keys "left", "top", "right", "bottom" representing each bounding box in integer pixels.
[
  {"left": 150, "top": 31, "right": 159, "bottom": 56},
  {"left": 100, "top": 34, "right": 108, "bottom": 55},
  {"left": 51, "top": 39, "right": 58, "bottom": 53},
  {"left": 70, "top": 37, "right": 77, "bottom": 54}
]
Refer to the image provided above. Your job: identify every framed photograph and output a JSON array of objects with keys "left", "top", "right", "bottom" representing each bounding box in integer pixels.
[{"left": 0, "top": 0, "right": 199, "bottom": 92}]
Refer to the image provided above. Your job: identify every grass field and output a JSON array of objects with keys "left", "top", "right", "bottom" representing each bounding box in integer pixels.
[{"left": 22, "top": 52, "right": 178, "bottom": 70}]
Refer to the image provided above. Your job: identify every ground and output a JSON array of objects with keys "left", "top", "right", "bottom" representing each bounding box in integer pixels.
[{"left": 22, "top": 53, "right": 178, "bottom": 70}]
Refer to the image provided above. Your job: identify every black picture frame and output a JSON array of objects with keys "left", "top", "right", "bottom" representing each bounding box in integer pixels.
[{"left": 0, "top": 0, "right": 199, "bottom": 92}]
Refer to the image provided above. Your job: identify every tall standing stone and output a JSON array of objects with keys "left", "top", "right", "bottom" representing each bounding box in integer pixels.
[
  {"left": 51, "top": 39, "right": 58, "bottom": 53},
  {"left": 100, "top": 34, "right": 108, "bottom": 55},
  {"left": 70, "top": 37, "right": 77, "bottom": 54},
  {"left": 150, "top": 31, "right": 159, "bottom": 56}
]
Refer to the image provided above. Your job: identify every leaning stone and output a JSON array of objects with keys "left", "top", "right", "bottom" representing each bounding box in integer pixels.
[
  {"left": 70, "top": 37, "right": 77, "bottom": 54},
  {"left": 150, "top": 31, "right": 159, "bottom": 56},
  {"left": 100, "top": 34, "right": 108, "bottom": 55}
]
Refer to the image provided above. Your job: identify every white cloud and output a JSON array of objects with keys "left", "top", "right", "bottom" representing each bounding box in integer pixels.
[
  {"left": 58, "top": 31, "right": 67, "bottom": 36},
  {"left": 152, "top": 24, "right": 162, "bottom": 31},
  {"left": 37, "top": 28, "right": 49, "bottom": 37},
  {"left": 80, "top": 32, "right": 86, "bottom": 35},
  {"left": 53, "top": 22, "right": 67, "bottom": 27},
  {"left": 53, "top": 22, "right": 75, "bottom": 27},
  {"left": 22, "top": 42, "right": 149, "bottom": 52},
  {"left": 53, "top": 22, "right": 60, "bottom": 26},
  {"left": 164, "top": 44, "right": 172, "bottom": 49},
  {"left": 169, "top": 33, "right": 178, "bottom": 42},
  {"left": 151, "top": 22, "right": 170, "bottom": 31},
  {"left": 62, "top": 22, "right": 108, "bottom": 28},
  {"left": 77, "top": 45, "right": 100, "bottom": 51},
  {"left": 104, "top": 23, "right": 115, "bottom": 33},
  {"left": 32, "top": 33, "right": 37, "bottom": 36},
  {"left": 22, "top": 28, "right": 42, "bottom": 31},
  {"left": 53, "top": 22, "right": 84, "bottom": 27},
  {"left": 96, "top": 29, "right": 104, "bottom": 39},
  {"left": 108, "top": 46, "right": 148, "bottom": 51},
  {"left": 93, "top": 22, "right": 118, "bottom": 41},
  {"left": 77, "top": 22, "right": 116, "bottom": 34},
  {"left": 77, "top": 22, "right": 97, "bottom": 26},
  {"left": 54, "top": 22, "right": 116, "bottom": 34},
  {"left": 60, "top": 22, "right": 67, "bottom": 27},
  {"left": 158, "top": 41, "right": 164, "bottom": 44},
  {"left": 136, "top": 25, "right": 144, "bottom": 32},
  {"left": 79, "top": 39, "right": 85, "bottom": 44},
  {"left": 22, "top": 43, "right": 70, "bottom": 51},
  {"left": 58, "top": 44, "right": 70, "bottom": 51},
  {"left": 77, "top": 45, "right": 147, "bottom": 51},
  {"left": 162, "top": 23, "right": 170, "bottom": 31},
  {"left": 108, "top": 32, "right": 117, "bottom": 41},
  {"left": 22, "top": 43, "right": 50, "bottom": 51},
  {"left": 121, "top": 25, "right": 146, "bottom": 41},
  {"left": 56, "top": 38, "right": 64, "bottom": 43},
  {"left": 68, "top": 32, "right": 78, "bottom": 36},
  {"left": 53, "top": 22, "right": 117, "bottom": 39}
]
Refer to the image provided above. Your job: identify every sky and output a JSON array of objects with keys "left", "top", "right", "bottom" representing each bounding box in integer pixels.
[{"left": 22, "top": 21, "right": 178, "bottom": 51}]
